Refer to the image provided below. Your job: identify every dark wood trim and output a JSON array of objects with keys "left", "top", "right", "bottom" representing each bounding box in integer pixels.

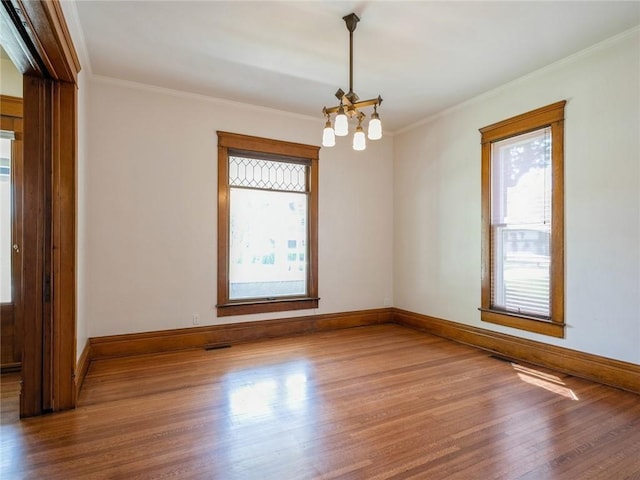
[
  {"left": 74, "top": 339, "right": 90, "bottom": 398},
  {"left": 478, "top": 308, "right": 564, "bottom": 338},
  {"left": 12, "top": 0, "right": 81, "bottom": 84},
  {"left": 50, "top": 80, "right": 77, "bottom": 411},
  {"left": 217, "top": 298, "right": 320, "bottom": 317},
  {"left": 393, "top": 308, "right": 640, "bottom": 395},
  {"left": 217, "top": 130, "right": 320, "bottom": 159},
  {"left": 20, "top": 75, "right": 49, "bottom": 416},
  {"left": 90, "top": 308, "right": 392, "bottom": 360},
  {"left": 85, "top": 307, "right": 638, "bottom": 395},
  {"left": 0, "top": 95, "right": 23, "bottom": 117},
  {"left": 479, "top": 100, "right": 566, "bottom": 142},
  {"left": 2, "top": 0, "right": 80, "bottom": 417}
]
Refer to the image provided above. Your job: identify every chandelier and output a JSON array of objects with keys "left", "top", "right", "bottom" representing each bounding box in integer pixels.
[{"left": 322, "top": 13, "right": 383, "bottom": 151}]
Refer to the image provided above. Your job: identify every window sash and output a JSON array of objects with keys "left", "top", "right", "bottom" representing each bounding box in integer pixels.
[
  {"left": 490, "top": 127, "right": 552, "bottom": 318},
  {"left": 228, "top": 187, "right": 309, "bottom": 301}
]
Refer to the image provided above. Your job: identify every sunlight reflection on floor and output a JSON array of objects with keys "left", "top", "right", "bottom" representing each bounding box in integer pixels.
[
  {"left": 226, "top": 361, "right": 310, "bottom": 423},
  {"left": 512, "top": 363, "right": 579, "bottom": 400}
]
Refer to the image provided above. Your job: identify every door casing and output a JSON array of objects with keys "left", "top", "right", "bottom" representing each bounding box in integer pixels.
[{"left": 1, "top": 0, "right": 80, "bottom": 417}]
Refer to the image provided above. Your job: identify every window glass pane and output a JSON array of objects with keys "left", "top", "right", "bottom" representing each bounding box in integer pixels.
[
  {"left": 229, "top": 188, "right": 308, "bottom": 300},
  {"left": 229, "top": 156, "right": 307, "bottom": 192},
  {"left": 0, "top": 138, "right": 12, "bottom": 303},
  {"left": 491, "top": 127, "right": 551, "bottom": 317}
]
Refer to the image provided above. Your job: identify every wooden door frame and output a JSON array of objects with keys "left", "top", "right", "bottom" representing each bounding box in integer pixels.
[{"left": 1, "top": 0, "right": 80, "bottom": 416}]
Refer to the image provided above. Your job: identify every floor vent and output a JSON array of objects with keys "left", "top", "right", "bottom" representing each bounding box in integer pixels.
[
  {"left": 204, "top": 343, "right": 231, "bottom": 351},
  {"left": 489, "top": 354, "right": 514, "bottom": 363}
]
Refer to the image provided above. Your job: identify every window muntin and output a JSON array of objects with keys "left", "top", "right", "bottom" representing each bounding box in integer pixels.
[
  {"left": 217, "top": 132, "right": 319, "bottom": 317},
  {"left": 480, "top": 101, "right": 565, "bottom": 338}
]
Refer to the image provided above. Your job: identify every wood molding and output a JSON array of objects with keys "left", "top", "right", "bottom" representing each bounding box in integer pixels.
[
  {"left": 19, "top": 75, "right": 48, "bottom": 417},
  {"left": 12, "top": 0, "right": 81, "bottom": 83},
  {"left": 393, "top": 308, "right": 640, "bottom": 395},
  {"left": 50, "top": 80, "right": 77, "bottom": 411},
  {"left": 75, "top": 339, "right": 91, "bottom": 398},
  {"left": 2, "top": 0, "right": 80, "bottom": 417},
  {"left": 90, "top": 308, "right": 393, "bottom": 360},
  {"left": 84, "top": 307, "right": 638, "bottom": 396},
  {"left": 0, "top": 95, "right": 23, "bottom": 117}
]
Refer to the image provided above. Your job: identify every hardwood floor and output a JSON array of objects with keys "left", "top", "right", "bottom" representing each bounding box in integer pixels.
[{"left": 1, "top": 324, "right": 639, "bottom": 479}]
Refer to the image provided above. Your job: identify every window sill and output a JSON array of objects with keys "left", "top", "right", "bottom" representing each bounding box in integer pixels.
[
  {"left": 217, "top": 297, "right": 320, "bottom": 317},
  {"left": 479, "top": 308, "right": 565, "bottom": 338}
]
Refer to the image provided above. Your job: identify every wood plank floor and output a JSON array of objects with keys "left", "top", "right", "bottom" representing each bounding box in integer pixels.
[{"left": 1, "top": 324, "right": 639, "bottom": 479}]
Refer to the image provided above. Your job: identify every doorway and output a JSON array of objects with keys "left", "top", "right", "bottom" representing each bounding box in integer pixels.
[
  {"left": 1, "top": 1, "right": 80, "bottom": 417},
  {"left": 0, "top": 93, "right": 23, "bottom": 372}
]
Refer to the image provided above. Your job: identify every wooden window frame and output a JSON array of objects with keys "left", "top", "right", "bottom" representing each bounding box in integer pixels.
[
  {"left": 479, "top": 101, "right": 566, "bottom": 338},
  {"left": 216, "top": 131, "right": 319, "bottom": 317}
]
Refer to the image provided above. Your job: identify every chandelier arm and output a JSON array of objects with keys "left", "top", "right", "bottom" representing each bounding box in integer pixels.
[{"left": 322, "top": 96, "right": 382, "bottom": 115}]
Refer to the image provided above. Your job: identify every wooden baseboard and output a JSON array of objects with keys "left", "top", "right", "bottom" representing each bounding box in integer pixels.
[
  {"left": 90, "top": 308, "right": 393, "bottom": 360},
  {"left": 75, "top": 339, "right": 91, "bottom": 398},
  {"left": 85, "top": 306, "right": 638, "bottom": 395},
  {"left": 392, "top": 308, "right": 640, "bottom": 395}
]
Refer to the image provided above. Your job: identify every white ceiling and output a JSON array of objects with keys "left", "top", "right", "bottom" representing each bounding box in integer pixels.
[{"left": 72, "top": 1, "right": 640, "bottom": 132}]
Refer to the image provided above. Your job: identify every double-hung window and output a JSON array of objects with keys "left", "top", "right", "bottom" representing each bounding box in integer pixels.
[
  {"left": 216, "top": 132, "right": 319, "bottom": 317},
  {"left": 479, "top": 101, "right": 566, "bottom": 337}
]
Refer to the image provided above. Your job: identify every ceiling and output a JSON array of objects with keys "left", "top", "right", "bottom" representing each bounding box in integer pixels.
[{"left": 71, "top": 1, "right": 640, "bottom": 132}]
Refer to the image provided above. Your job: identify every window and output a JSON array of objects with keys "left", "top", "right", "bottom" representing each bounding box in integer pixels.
[
  {"left": 217, "top": 131, "right": 319, "bottom": 317},
  {"left": 479, "top": 101, "right": 565, "bottom": 337}
]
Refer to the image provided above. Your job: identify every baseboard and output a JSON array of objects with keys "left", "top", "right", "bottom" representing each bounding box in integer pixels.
[
  {"left": 393, "top": 308, "right": 640, "bottom": 395},
  {"left": 90, "top": 308, "right": 393, "bottom": 360},
  {"left": 75, "top": 339, "right": 91, "bottom": 398},
  {"left": 85, "top": 307, "right": 637, "bottom": 395}
]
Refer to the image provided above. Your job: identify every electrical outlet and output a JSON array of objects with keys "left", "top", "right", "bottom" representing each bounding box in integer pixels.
[{"left": 192, "top": 313, "right": 200, "bottom": 325}]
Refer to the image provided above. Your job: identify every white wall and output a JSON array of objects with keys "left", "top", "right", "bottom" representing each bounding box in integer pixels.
[
  {"left": 84, "top": 79, "right": 394, "bottom": 337},
  {"left": 59, "top": 1, "right": 91, "bottom": 360},
  {"left": 0, "top": 56, "right": 22, "bottom": 97},
  {"left": 75, "top": 68, "right": 90, "bottom": 358},
  {"left": 394, "top": 29, "right": 640, "bottom": 364}
]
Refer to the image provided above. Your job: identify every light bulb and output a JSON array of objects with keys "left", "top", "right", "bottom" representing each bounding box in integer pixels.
[
  {"left": 334, "top": 105, "right": 349, "bottom": 136},
  {"left": 353, "top": 126, "right": 366, "bottom": 151},
  {"left": 322, "top": 119, "right": 335, "bottom": 147},
  {"left": 368, "top": 111, "right": 382, "bottom": 140}
]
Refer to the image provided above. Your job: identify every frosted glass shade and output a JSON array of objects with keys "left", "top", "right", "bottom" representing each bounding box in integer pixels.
[
  {"left": 322, "top": 125, "right": 336, "bottom": 147},
  {"left": 334, "top": 113, "right": 349, "bottom": 136},
  {"left": 368, "top": 117, "right": 382, "bottom": 140},
  {"left": 353, "top": 129, "right": 366, "bottom": 151}
]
